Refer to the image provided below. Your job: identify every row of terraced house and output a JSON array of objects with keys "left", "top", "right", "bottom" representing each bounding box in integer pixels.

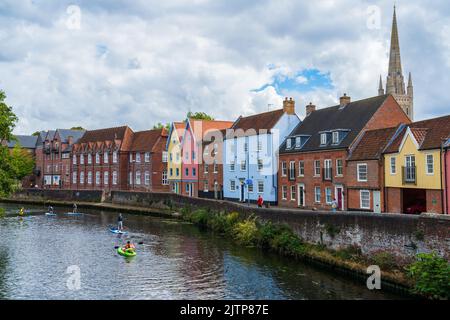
[{"left": 6, "top": 7, "right": 450, "bottom": 214}]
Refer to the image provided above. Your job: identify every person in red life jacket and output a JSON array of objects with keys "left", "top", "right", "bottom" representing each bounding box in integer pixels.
[
  {"left": 123, "top": 240, "right": 136, "bottom": 252},
  {"left": 257, "top": 195, "right": 264, "bottom": 208}
]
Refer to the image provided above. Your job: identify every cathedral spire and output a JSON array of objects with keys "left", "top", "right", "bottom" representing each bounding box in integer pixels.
[{"left": 388, "top": 5, "right": 403, "bottom": 78}]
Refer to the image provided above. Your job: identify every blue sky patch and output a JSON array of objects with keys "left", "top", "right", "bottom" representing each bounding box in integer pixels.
[{"left": 253, "top": 68, "right": 334, "bottom": 94}]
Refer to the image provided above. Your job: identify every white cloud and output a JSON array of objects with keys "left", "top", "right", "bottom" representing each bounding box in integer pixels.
[{"left": 0, "top": 1, "right": 449, "bottom": 134}]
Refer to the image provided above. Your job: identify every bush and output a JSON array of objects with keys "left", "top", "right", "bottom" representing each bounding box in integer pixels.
[
  {"left": 271, "top": 230, "right": 304, "bottom": 257},
  {"left": 190, "top": 209, "right": 209, "bottom": 228},
  {"left": 232, "top": 219, "right": 258, "bottom": 246},
  {"left": 335, "top": 245, "right": 363, "bottom": 262},
  {"left": 407, "top": 252, "right": 450, "bottom": 299},
  {"left": 370, "top": 251, "right": 397, "bottom": 270},
  {"left": 0, "top": 208, "right": 5, "bottom": 217}
]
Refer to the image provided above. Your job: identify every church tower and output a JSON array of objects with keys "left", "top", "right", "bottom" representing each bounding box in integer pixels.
[{"left": 378, "top": 6, "right": 414, "bottom": 120}]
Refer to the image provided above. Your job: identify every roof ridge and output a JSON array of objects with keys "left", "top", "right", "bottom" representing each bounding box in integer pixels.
[{"left": 239, "top": 108, "right": 284, "bottom": 119}]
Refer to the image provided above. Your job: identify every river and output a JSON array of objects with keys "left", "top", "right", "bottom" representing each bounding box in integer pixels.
[{"left": 0, "top": 203, "right": 405, "bottom": 300}]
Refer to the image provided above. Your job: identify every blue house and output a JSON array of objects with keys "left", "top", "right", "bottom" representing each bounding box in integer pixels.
[{"left": 223, "top": 98, "right": 300, "bottom": 205}]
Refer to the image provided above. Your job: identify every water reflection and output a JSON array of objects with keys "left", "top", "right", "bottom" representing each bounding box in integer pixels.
[{"left": 0, "top": 203, "right": 404, "bottom": 300}]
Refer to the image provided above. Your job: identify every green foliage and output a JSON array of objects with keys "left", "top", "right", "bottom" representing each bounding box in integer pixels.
[
  {"left": 0, "top": 208, "right": 5, "bottom": 217},
  {"left": 407, "top": 252, "right": 450, "bottom": 299},
  {"left": 32, "top": 131, "right": 40, "bottom": 137},
  {"left": 70, "top": 126, "right": 85, "bottom": 131},
  {"left": 270, "top": 229, "right": 305, "bottom": 257},
  {"left": 334, "top": 245, "right": 363, "bottom": 262},
  {"left": 232, "top": 218, "right": 258, "bottom": 246},
  {"left": 370, "top": 251, "right": 397, "bottom": 269},
  {"left": 0, "top": 90, "right": 18, "bottom": 144},
  {"left": 190, "top": 209, "right": 209, "bottom": 228},
  {"left": 152, "top": 122, "right": 171, "bottom": 131},
  {"left": 414, "top": 230, "right": 425, "bottom": 241},
  {"left": 10, "top": 144, "right": 35, "bottom": 180},
  {"left": 187, "top": 111, "right": 214, "bottom": 121}
]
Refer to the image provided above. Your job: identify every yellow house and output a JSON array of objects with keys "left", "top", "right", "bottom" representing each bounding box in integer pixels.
[
  {"left": 383, "top": 115, "right": 450, "bottom": 214},
  {"left": 167, "top": 121, "right": 185, "bottom": 194}
]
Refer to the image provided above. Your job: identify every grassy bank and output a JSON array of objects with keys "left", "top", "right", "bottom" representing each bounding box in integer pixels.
[{"left": 180, "top": 206, "right": 449, "bottom": 300}]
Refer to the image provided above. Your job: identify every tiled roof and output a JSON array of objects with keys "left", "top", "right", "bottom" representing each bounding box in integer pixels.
[
  {"left": 280, "top": 95, "right": 390, "bottom": 153},
  {"left": 189, "top": 119, "right": 233, "bottom": 142},
  {"left": 7, "top": 135, "right": 38, "bottom": 149},
  {"left": 230, "top": 109, "right": 284, "bottom": 134},
  {"left": 76, "top": 126, "right": 134, "bottom": 151},
  {"left": 348, "top": 126, "right": 400, "bottom": 161},
  {"left": 385, "top": 115, "right": 450, "bottom": 153},
  {"left": 130, "top": 128, "right": 167, "bottom": 152},
  {"left": 173, "top": 122, "right": 186, "bottom": 142}
]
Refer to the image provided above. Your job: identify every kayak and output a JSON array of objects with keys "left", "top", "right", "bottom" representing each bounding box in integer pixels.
[
  {"left": 117, "top": 247, "right": 136, "bottom": 257},
  {"left": 110, "top": 228, "right": 127, "bottom": 235}
]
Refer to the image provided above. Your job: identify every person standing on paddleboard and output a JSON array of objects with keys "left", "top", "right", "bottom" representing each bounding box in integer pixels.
[{"left": 118, "top": 213, "right": 124, "bottom": 231}]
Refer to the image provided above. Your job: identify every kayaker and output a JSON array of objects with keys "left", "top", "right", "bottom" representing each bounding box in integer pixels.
[
  {"left": 48, "top": 206, "right": 54, "bottom": 214},
  {"left": 123, "top": 241, "right": 135, "bottom": 252},
  {"left": 117, "top": 213, "right": 123, "bottom": 231},
  {"left": 19, "top": 208, "right": 25, "bottom": 216}
]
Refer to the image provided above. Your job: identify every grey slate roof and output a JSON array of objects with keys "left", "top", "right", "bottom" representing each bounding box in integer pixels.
[
  {"left": 56, "top": 129, "right": 86, "bottom": 143},
  {"left": 7, "top": 135, "right": 38, "bottom": 149},
  {"left": 280, "top": 95, "right": 390, "bottom": 154}
]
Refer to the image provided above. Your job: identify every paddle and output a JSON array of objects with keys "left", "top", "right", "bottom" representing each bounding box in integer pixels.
[{"left": 114, "top": 241, "right": 144, "bottom": 249}]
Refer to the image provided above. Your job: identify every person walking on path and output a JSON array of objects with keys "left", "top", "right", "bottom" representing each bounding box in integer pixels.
[{"left": 257, "top": 195, "right": 264, "bottom": 208}]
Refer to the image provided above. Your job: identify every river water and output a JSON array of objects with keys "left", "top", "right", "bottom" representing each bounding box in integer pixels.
[{"left": 0, "top": 203, "right": 404, "bottom": 300}]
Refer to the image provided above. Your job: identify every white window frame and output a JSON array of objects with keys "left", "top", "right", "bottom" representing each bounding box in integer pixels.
[
  {"left": 112, "top": 171, "right": 118, "bottom": 185},
  {"left": 357, "top": 163, "right": 368, "bottom": 182},
  {"left": 135, "top": 171, "right": 141, "bottom": 185},
  {"left": 104, "top": 171, "right": 109, "bottom": 185},
  {"left": 257, "top": 180, "right": 264, "bottom": 194},
  {"left": 145, "top": 171, "right": 150, "bottom": 185},
  {"left": 95, "top": 171, "right": 101, "bottom": 185},
  {"left": 425, "top": 154, "right": 434, "bottom": 175},
  {"left": 314, "top": 160, "right": 321, "bottom": 177},
  {"left": 282, "top": 186, "right": 288, "bottom": 200},
  {"left": 360, "top": 190, "right": 371, "bottom": 209},
  {"left": 230, "top": 160, "right": 235, "bottom": 172},
  {"left": 80, "top": 155, "right": 84, "bottom": 165},
  {"left": 390, "top": 157, "right": 396, "bottom": 175},
  {"left": 162, "top": 151, "right": 168, "bottom": 163},
  {"left": 87, "top": 171, "right": 92, "bottom": 185},
  {"left": 257, "top": 158, "right": 263, "bottom": 171},
  {"left": 230, "top": 180, "right": 236, "bottom": 192},
  {"left": 95, "top": 153, "right": 100, "bottom": 164},
  {"left": 113, "top": 151, "right": 118, "bottom": 164},
  {"left": 240, "top": 160, "right": 247, "bottom": 171},
  {"left": 213, "top": 161, "right": 219, "bottom": 173},
  {"left": 298, "top": 161, "right": 305, "bottom": 177},
  {"left": 286, "top": 138, "right": 292, "bottom": 149},
  {"left": 325, "top": 187, "right": 332, "bottom": 204},
  {"left": 72, "top": 172, "right": 77, "bottom": 184},
  {"left": 88, "top": 153, "right": 92, "bottom": 164},
  {"left": 80, "top": 171, "right": 84, "bottom": 184},
  {"left": 162, "top": 170, "right": 168, "bottom": 185},
  {"left": 332, "top": 131, "right": 339, "bottom": 144},
  {"left": 289, "top": 161, "right": 295, "bottom": 180},
  {"left": 290, "top": 185, "right": 296, "bottom": 201},
  {"left": 281, "top": 161, "right": 287, "bottom": 177},
  {"left": 136, "top": 153, "right": 141, "bottom": 163},
  {"left": 295, "top": 137, "right": 301, "bottom": 149},
  {"left": 73, "top": 155, "right": 77, "bottom": 165},
  {"left": 204, "top": 164, "right": 209, "bottom": 174},
  {"left": 145, "top": 152, "right": 150, "bottom": 163},
  {"left": 336, "top": 159, "right": 343, "bottom": 177},
  {"left": 320, "top": 133, "right": 327, "bottom": 145},
  {"left": 104, "top": 152, "right": 109, "bottom": 164},
  {"left": 314, "top": 187, "right": 321, "bottom": 203},
  {"left": 324, "top": 159, "right": 332, "bottom": 180}
]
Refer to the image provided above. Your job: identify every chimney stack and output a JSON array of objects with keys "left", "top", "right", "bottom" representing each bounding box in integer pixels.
[
  {"left": 306, "top": 102, "right": 316, "bottom": 117},
  {"left": 339, "top": 93, "right": 351, "bottom": 108},
  {"left": 283, "top": 97, "right": 295, "bottom": 115}
]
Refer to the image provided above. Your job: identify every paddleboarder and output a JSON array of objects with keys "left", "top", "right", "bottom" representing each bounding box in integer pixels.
[{"left": 118, "top": 213, "right": 123, "bottom": 231}]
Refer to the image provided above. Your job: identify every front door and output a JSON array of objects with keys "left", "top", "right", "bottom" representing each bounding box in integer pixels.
[
  {"left": 335, "top": 186, "right": 344, "bottom": 210},
  {"left": 373, "top": 191, "right": 381, "bottom": 213},
  {"left": 240, "top": 183, "right": 245, "bottom": 202},
  {"left": 214, "top": 182, "right": 218, "bottom": 199},
  {"left": 298, "top": 184, "right": 305, "bottom": 207}
]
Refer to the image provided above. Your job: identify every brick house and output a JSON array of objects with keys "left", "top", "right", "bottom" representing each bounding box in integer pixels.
[
  {"left": 71, "top": 126, "right": 133, "bottom": 191},
  {"left": 346, "top": 125, "right": 405, "bottom": 212},
  {"left": 198, "top": 128, "right": 227, "bottom": 199},
  {"left": 444, "top": 139, "right": 450, "bottom": 214},
  {"left": 383, "top": 115, "right": 450, "bottom": 214},
  {"left": 128, "top": 128, "right": 170, "bottom": 192},
  {"left": 278, "top": 94, "right": 410, "bottom": 211},
  {"left": 39, "top": 129, "right": 86, "bottom": 189}
]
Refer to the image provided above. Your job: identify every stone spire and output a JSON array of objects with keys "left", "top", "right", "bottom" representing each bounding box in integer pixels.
[
  {"left": 379, "top": 6, "right": 414, "bottom": 120},
  {"left": 386, "top": 6, "right": 405, "bottom": 95},
  {"left": 378, "top": 75, "right": 385, "bottom": 95}
]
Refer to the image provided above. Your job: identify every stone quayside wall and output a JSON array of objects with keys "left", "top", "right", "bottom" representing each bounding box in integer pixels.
[{"left": 11, "top": 189, "right": 450, "bottom": 261}]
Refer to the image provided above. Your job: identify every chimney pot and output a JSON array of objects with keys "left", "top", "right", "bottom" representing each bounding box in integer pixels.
[
  {"left": 283, "top": 97, "right": 296, "bottom": 115},
  {"left": 339, "top": 93, "right": 351, "bottom": 107},
  {"left": 306, "top": 102, "right": 316, "bottom": 117}
]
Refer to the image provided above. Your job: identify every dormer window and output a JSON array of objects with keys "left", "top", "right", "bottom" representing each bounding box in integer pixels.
[
  {"left": 295, "top": 137, "right": 301, "bottom": 148},
  {"left": 286, "top": 138, "right": 292, "bottom": 149},
  {"left": 332, "top": 131, "right": 339, "bottom": 144},
  {"left": 320, "top": 133, "right": 327, "bottom": 145}
]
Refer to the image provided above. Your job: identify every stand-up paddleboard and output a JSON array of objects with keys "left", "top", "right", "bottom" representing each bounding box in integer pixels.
[
  {"left": 110, "top": 228, "right": 127, "bottom": 235},
  {"left": 66, "top": 212, "right": 83, "bottom": 216},
  {"left": 45, "top": 212, "right": 57, "bottom": 216}
]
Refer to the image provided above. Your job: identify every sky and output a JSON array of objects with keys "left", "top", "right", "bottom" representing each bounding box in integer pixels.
[{"left": 1, "top": 0, "right": 450, "bottom": 135}]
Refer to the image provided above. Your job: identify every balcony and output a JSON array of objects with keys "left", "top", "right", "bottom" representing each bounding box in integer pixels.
[{"left": 402, "top": 166, "right": 416, "bottom": 185}]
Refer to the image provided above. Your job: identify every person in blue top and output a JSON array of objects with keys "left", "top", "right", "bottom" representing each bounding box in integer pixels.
[{"left": 118, "top": 213, "right": 123, "bottom": 231}]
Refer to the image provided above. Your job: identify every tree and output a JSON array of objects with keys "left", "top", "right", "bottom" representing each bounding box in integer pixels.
[
  {"left": 0, "top": 90, "right": 34, "bottom": 197},
  {"left": 32, "top": 131, "right": 40, "bottom": 137},
  {"left": 152, "top": 122, "right": 171, "bottom": 131},
  {"left": 70, "top": 126, "right": 85, "bottom": 131},
  {"left": 187, "top": 111, "right": 214, "bottom": 121}
]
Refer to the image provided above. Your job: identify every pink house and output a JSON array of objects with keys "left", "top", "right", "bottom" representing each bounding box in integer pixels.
[
  {"left": 180, "top": 118, "right": 233, "bottom": 197},
  {"left": 444, "top": 139, "right": 450, "bottom": 214}
]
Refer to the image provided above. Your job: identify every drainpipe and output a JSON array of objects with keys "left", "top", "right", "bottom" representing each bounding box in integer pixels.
[{"left": 442, "top": 143, "right": 448, "bottom": 214}]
